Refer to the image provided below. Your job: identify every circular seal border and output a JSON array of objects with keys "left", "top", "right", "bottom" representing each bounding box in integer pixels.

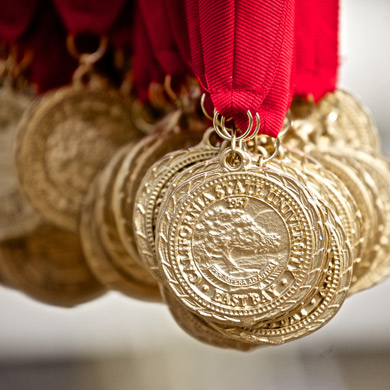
[{"left": 163, "top": 170, "right": 317, "bottom": 325}]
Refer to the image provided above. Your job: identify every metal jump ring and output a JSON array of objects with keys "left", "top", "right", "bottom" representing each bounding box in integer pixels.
[
  {"left": 164, "top": 75, "right": 179, "bottom": 103},
  {"left": 278, "top": 110, "right": 292, "bottom": 139},
  {"left": 67, "top": 34, "right": 108, "bottom": 65},
  {"left": 220, "top": 112, "right": 252, "bottom": 140},
  {"left": 241, "top": 112, "right": 260, "bottom": 142},
  {"left": 214, "top": 110, "right": 257, "bottom": 142},
  {"left": 200, "top": 93, "right": 213, "bottom": 120},
  {"left": 261, "top": 137, "right": 280, "bottom": 164},
  {"left": 201, "top": 94, "right": 235, "bottom": 124}
]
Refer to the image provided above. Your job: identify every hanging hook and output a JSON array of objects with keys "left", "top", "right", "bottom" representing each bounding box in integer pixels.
[
  {"left": 200, "top": 93, "right": 213, "bottom": 120},
  {"left": 213, "top": 110, "right": 259, "bottom": 142},
  {"left": 220, "top": 111, "right": 258, "bottom": 141},
  {"left": 66, "top": 34, "right": 108, "bottom": 65},
  {"left": 257, "top": 137, "right": 280, "bottom": 166},
  {"left": 278, "top": 109, "right": 292, "bottom": 138},
  {"left": 164, "top": 75, "right": 179, "bottom": 104},
  {"left": 242, "top": 112, "right": 261, "bottom": 141}
]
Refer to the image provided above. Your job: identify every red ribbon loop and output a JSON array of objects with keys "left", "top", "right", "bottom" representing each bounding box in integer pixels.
[
  {"left": 137, "top": 0, "right": 189, "bottom": 77},
  {"left": 0, "top": 0, "right": 40, "bottom": 42},
  {"left": 315, "top": 0, "right": 339, "bottom": 100},
  {"left": 133, "top": 4, "right": 164, "bottom": 102},
  {"left": 165, "top": 0, "right": 192, "bottom": 73},
  {"left": 53, "top": 0, "right": 126, "bottom": 35},
  {"left": 18, "top": 5, "right": 76, "bottom": 92},
  {"left": 186, "top": 0, "right": 295, "bottom": 137},
  {"left": 109, "top": 1, "right": 135, "bottom": 51},
  {"left": 294, "top": 0, "right": 339, "bottom": 101}
]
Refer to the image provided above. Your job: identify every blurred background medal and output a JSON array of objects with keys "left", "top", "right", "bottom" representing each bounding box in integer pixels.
[{"left": 0, "top": 224, "right": 105, "bottom": 307}]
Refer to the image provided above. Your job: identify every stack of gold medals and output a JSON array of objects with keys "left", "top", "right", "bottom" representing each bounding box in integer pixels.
[{"left": 1, "top": 0, "right": 389, "bottom": 352}]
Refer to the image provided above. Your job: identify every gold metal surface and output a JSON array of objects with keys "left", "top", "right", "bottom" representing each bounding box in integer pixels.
[
  {"left": 80, "top": 144, "right": 161, "bottom": 301},
  {"left": 0, "top": 224, "right": 105, "bottom": 307},
  {"left": 133, "top": 129, "right": 222, "bottom": 279},
  {"left": 161, "top": 286, "right": 258, "bottom": 351},
  {"left": 156, "top": 147, "right": 329, "bottom": 326},
  {"left": 112, "top": 125, "right": 205, "bottom": 267},
  {"left": 279, "top": 147, "right": 363, "bottom": 276},
  {"left": 310, "top": 151, "right": 377, "bottom": 286},
  {"left": 283, "top": 90, "right": 380, "bottom": 149},
  {"left": 15, "top": 81, "right": 142, "bottom": 232},
  {"left": 331, "top": 150, "right": 390, "bottom": 294},
  {"left": 209, "top": 204, "right": 352, "bottom": 345},
  {"left": 0, "top": 87, "right": 41, "bottom": 241}
]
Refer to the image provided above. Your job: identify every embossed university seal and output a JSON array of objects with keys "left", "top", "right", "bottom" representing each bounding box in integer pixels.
[{"left": 158, "top": 168, "right": 325, "bottom": 326}]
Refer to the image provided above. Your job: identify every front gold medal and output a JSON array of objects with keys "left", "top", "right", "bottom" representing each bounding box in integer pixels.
[{"left": 156, "top": 138, "right": 328, "bottom": 326}]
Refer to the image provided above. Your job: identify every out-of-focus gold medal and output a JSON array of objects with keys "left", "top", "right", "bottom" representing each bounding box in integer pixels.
[
  {"left": 15, "top": 37, "right": 142, "bottom": 232},
  {"left": 0, "top": 52, "right": 41, "bottom": 241}
]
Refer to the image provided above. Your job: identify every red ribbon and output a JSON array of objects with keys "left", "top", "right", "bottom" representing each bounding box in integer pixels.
[
  {"left": 52, "top": 0, "right": 127, "bottom": 35},
  {"left": 0, "top": 0, "right": 40, "bottom": 42},
  {"left": 165, "top": 0, "right": 192, "bottom": 73},
  {"left": 294, "top": 0, "right": 339, "bottom": 100},
  {"left": 18, "top": 4, "right": 76, "bottom": 92},
  {"left": 185, "top": 0, "right": 295, "bottom": 137},
  {"left": 109, "top": 1, "right": 135, "bottom": 52},
  {"left": 133, "top": 3, "right": 164, "bottom": 102},
  {"left": 137, "top": 0, "right": 189, "bottom": 78}
]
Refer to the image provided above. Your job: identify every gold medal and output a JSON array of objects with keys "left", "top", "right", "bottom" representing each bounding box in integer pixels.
[
  {"left": 161, "top": 287, "right": 258, "bottom": 351},
  {"left": 156, "top": 113, "right": 330, "bottom": 326},
  {"left": 328, "top": 150, "right": 390, "bottom": 294},
  {"left": 80, "top": 145, "right": 161, "bottom": 301},
  {"left": 316, "top": 90, "right": 379, "bottom": 149},
  {"left": 0, "top": 62, "right": 41, "bottom": 241},
  {"left": 133, "top": 128, "right": 222, "bottom": 278},
  {"left": 283, "top": 90, "right": 379, "bottom": 150},
  {"left": 208, "top": 207, "right": 352, "bottom": 345},
  {"left": 112, "top": 125, "right": 205, "bottom": 267},
  {"left": 0, "top": 224, "right": 105, "bottom": 307},
  {"left": 15, "top": 38, "right": 142, "bottom": 232},
  {"left": 157, "top": 149, "right": 329, "bottom": 298},
  {"left": 157, "top": 167, "right": 326, "bottom": 326}
]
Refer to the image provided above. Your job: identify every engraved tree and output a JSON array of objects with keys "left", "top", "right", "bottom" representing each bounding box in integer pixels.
[{"left": 194, "top": 203, "right": 281, "bottom": 271}]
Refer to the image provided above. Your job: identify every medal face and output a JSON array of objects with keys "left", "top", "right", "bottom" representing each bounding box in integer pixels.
[
  {"left": 208, "top": 205, "right": 352, "bottom": 345},
  {"left": 0, "top": 224, "right": 105, "bottom": 307},
  {"left": 0, "top": 88, "right": 41, "bottom": 241},
  {"left": 15, "top": 85, "right": 142, "bottom": 232},
  {"left": 157, "top": 161, "right": 327, "bottom": 326}
]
